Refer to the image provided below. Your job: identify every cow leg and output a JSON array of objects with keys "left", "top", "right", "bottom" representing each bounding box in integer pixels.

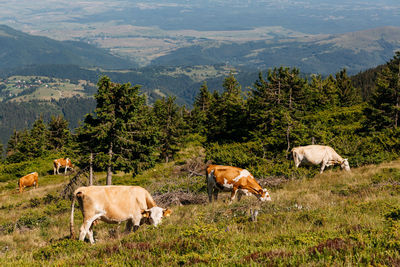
[
  {"left": 320, "top": 161, "right": 327, "bottom": 173},
  {"left": 87, "top": 224, "right": 95, "bottom": 244},
  {"left": 207, "top": 182, "right": 213, "bottom": 203},
  {"left": 132, "top": 212, "right": 142, "bottom": 232},
  {"left": 230, "top": 187, "right": 238, "bottom": 203},
  {"left": 125, "top": 219, "right": 133, "bottom": 233},
  {"left": 207, "top": 173, "right": 216, "bottom": 203},
  {"left": 293, "top": 153, "right": 300, "bottom": 168},
  {"left": 213, "top": 189, "right": 218, "bottom": 201},
  {"left": 237, "top": 190, "right": 243, "bottom": 201},
  {"left": 65, "top": 166, "right": 68, "bottom": 175},
  {"left": 79, "top": 213, "right": 103, "bottom": 243}
]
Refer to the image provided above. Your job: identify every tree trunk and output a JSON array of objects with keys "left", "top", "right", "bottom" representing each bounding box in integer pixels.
[
  {"left": 106, "top": 142, "right": 113, "bottom": 185},
  {"left": 89, "top": 152, "right": 93, "bottom": 186}
]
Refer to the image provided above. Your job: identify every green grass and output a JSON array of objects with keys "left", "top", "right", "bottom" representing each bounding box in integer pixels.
[{"left": 0, "top": 148, "right": 400, "bottom": 265}]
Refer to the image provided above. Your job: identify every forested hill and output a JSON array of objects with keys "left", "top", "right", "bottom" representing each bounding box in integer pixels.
[
  {"left": 0, "top": 25, "right": 134, "bottom": 69},
  {"left": 0, "top": 58, "right": 389, "bottom": 148},
  {"left": 4, "top": 52, "right": 400, "bottom": 181}
]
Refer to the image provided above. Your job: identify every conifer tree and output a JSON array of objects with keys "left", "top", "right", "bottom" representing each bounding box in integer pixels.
[
  {"left": 206, "top": 72, "right": 246, "bottom": 142},
  {"left": 364, "top": 52, "right": 400, "bottom": 131},
  {"left": 88, "top": 76, "right": 157, "bottom": 184},
  {"left": 335, "top": 69, "right": 362, "bottom": 107},
  {"left": 153, "top": 96, "right": 185, "bottom": 163},
  {"left": 191, "top": 82, "right": 212, "bottom": 134},
  {"left": 48, "top": 115, "right": 71, "bottom": 151}
]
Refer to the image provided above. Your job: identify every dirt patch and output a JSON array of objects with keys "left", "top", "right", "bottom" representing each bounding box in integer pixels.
[{"left": 153, "top": 192, "right": 208, "bottom": 207}]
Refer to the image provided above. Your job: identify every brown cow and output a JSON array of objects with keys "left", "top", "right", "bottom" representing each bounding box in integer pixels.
[
  {"left": 18, "top": 172, "right": 38, "bottom": 193},
  {"left": 53, "top": 158, "right": 74, "bottom": 175},
  {"left": 70, "top": 185, "right": 172, "bottom": 244},
  {"left": 206, "top": 165, "right": 271, "bottom": 203}
]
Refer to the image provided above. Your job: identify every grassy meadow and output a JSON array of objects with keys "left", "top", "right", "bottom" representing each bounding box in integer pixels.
[{"left": 0, "top": 145, "right": 400, "bottom": 266}]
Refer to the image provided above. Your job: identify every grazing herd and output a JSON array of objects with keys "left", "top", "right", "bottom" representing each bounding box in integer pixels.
[{"left": 15, "top": 145, "right": 350, "bottom": 243}]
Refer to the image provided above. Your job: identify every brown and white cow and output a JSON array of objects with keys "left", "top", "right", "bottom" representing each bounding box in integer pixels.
[
  {"left": 292, "top": 145, "right": 350, "bottom": 173},
  {"left": 18, "top": 172, "right": 38, "bottom": 193},
  {"left": 53, "top": 158, "right": 74, "bottom": 175},
  {"left": 70, "top": 185, "right": 172, "bottom": 244},
  {"left": 206, "top": 165, "right": 271, "bottom": 203}
]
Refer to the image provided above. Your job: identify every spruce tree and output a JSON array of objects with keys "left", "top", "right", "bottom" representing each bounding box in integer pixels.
[
  {"left": 365, "top": 52, "right": 400, "bottom": 131},
  {"left": 191, "top": 82, "right": 212, "bottom": 134},
  {"left": 206, "top": 72, "right": 246, "bottom": 143},
  {"left": 84, "top": 76, "right": 157, "bottom": 184},
  {"left": 335, "top": 69, "right": 362, "bottom": 107},
  {"left": 153, "top": 96, "right": 185, "bottom": 163},
  {"left": 48, "top": 115, "right": 71, "bottom": 151}
]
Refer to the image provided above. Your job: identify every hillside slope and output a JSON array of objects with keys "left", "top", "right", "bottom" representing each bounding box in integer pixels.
[
  {"left": 0, "top": 25, "right": 134, "bottom": 69},
  {"left": 152, "top": 26, "right": 400, "bottom": 75},
  {"left": 0, "top": 145, "right": 399, "bottom": 265}
]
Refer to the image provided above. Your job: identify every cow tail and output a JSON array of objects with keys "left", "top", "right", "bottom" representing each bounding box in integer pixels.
[{"left": 70, "top": 192, "right": 81, "bottom": 239}]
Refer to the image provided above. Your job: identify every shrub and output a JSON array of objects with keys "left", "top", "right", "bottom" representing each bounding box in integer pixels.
[
  {"left": 33, "top": 239, "right": 87, "bottom": 260},
  {"left": 16, "top": 213, "right": 50, "bottom": 230}
]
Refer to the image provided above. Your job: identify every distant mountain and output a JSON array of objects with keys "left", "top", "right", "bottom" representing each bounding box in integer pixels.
[
  {"left": 151, "top": 27, "right": 400, "bottom": 75},
  {"left": 0, "top": 25, "right": 135, "bottom": 69}
]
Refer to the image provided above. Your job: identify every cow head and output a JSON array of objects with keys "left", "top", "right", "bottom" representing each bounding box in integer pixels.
[
  {"left": 141, "top": 207, "right": 172, "bottom": 226},
  {"left": 341, "top": 159, "right": 351, "bottom": 171},
  {"left": 256, "top": 188, "right": 272, "bottom": 202}
]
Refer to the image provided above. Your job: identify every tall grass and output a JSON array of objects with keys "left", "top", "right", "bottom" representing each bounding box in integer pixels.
[{"left": 0, "top": 150, "right": 399, "bottom": 265}]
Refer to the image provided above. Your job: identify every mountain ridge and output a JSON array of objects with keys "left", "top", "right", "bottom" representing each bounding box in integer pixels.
[{"left": 0, "top": 25, "right": 135, "bottom": 70}]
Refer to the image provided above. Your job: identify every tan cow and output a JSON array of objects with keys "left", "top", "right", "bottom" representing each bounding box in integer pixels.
[
  {"left": 70, "top": 185, "right": 172, "bottom": 244},
  {"left": 53, "top": 158, "right": 74, "bottom": 175},
  {"left": 292, "top": 145, "right": 350, "bottom": 173},
  {"left": 18, "top": 172, "right": 38, "bottom": 193},
  {"left": 207, "top": 165, "right": 271, "bottom": 203}
]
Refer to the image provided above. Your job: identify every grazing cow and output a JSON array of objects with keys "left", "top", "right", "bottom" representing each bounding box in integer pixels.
[
  {"left": 53, "top": 158, "right": 74, "bottom": 175},
  {"left": 70, "top": 186, "right": 172, "bottom": 244},
  {"left": 207, "top": 165, "right": 271, "bottom": 203},
  {"left": 18, "top": 172, "right": 38, "bottom": 193},
  {"left": 292, "top": 145, "right": 351, "bottom": 173}
]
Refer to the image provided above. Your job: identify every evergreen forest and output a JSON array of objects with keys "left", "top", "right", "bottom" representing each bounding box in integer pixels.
[{"left": 3, "top": 52, "right": 400, "bottom": 181}]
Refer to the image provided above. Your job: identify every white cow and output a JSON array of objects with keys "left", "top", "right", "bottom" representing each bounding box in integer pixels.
[{"left": 292, "top": 145, "right": 350, "bottom": 173}]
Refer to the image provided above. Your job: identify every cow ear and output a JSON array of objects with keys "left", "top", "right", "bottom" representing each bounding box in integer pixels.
[
  {"left": 163, "top": 209, "right": 172, "bottom": 217},
  {"left": 141, "top": 209, "right": 150, "bottom": 218}
]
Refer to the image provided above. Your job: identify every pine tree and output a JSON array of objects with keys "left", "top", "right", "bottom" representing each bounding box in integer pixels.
[
  {"left": 247, "top": 67, "right": 308, "bottom": 158},
  {"left": 191, "top": 82, "right": 212, "bottom": 134},
  {"left": 364, "top": 52, "right": 400, "bottom": 131},
  {"left": 48, "top": 115, "right": 71, "bottom": 151},
  {"left": 84, "top": 76, "right": 157, "bottom": 184},
  {"left": 206, "top": 72, "right": 246, "bottom": 143},
  {"left": 335, "top": 69, "right": 362, "bottom": 107},
  {"left": 153, "top": 96, "right": 185, "bottom": 163}
]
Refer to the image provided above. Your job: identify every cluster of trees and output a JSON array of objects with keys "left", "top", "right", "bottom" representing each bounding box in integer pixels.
[
  {"left": 3, "top": 52, "right": 400, "bottom": 180},
  {"left": 191, "top": 52, "right": 400, "bottom": 177}
]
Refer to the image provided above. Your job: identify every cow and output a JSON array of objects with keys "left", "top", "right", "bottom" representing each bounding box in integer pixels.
[
  {"left": 18, "top": 172, "right": 38, "bottom": 193},
  {"left": 70, "top": 185, "right": 172, "bottom": 244},
  {"left": 206, "top": 164, "right": 271, "bottom": 203},
  {"left": 292, "top": 145, "right": 351, "bottom": 173},
  {"left": 53, "top": 158, "right": 74, "bottom": 175}
]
